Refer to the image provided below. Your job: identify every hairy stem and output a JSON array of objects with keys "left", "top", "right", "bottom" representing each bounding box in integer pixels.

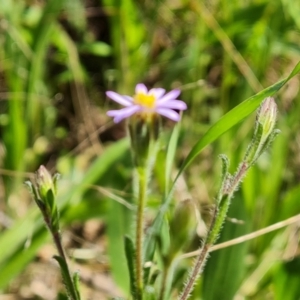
[
  {"left": 179, "top": 244, "right": 210, "bottom": 300},
  {"left": 52, "top": 230, "right": 66, "bottom": 261},
  {"left": 179, "top": 160, "right": 249, "bottom": 299},
  {"left": 51, "top": 228, "right": 79, "bottom": 300},
  {"left": 179, "top": 205, "right": 218, "bottom": 300},
  {"left": 135, "top": 167, "right": 147, "bottom": 300}
]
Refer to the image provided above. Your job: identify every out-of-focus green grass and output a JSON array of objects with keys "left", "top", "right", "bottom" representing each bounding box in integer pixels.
[{"left": 0, "top": 0, "right": 300, "bottom": 299}]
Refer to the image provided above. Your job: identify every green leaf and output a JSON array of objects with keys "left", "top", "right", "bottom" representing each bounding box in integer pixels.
[
  {"left": 106, "top": 197, "right": 130, "bottom": 294},
  {"left": 0, "top": 138, "right": 129, "bottom": 290},
  {"left": 177, "top": 61, "right": 300, "bottom": 177},
  {"left": 73, "top": 272, "right": 81, "bottom": 300},
  {"left": 0, "top": 226, "right": 48, "bottom": 288},
  {"left": 144, "top": 285, "right": 156, "bottom": 300},
  {"left": 79, "top": 42, "right": 112, "bottom": 56},
  {"left": 54, "top": 255, "right": 80, "bottom": 300},
  {"left": 165, "top": 120, "right": 181, "bottom": 197},
  {"left": 144, "top": 61, "right": 300, "bottom": 272},
  {"left": 273, "top": 259, "right": 300, "bottom": 300},
  {"left": 25, "top": 0, "right": 65, "bottom": 138},
  {"left": 124, "top": 236, "right": 137, "bottom": 298}
]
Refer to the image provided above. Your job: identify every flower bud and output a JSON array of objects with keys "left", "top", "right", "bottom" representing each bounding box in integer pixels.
[
  {"left": 257, "top": 97, "right": 277, "bottom": 138},
  {"left": 36, "top": 165, "right": 56, "bottom": 200},
  {"left": 26, "top": 165, "right": 60, "bottom": 231},
  {"left": 244, "top": 97, "right": 279, "bottom": 165}
]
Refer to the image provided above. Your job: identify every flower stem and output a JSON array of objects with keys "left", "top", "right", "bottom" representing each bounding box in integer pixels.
[
  {"left": 135, "top": 167, "right": 147, "bottom": 300},
  {"left": 178, "top": 204, "right": 219, "bottom": 300},
  {"left": 53, "top": 230, "right": 67, "bottom": 261},
  {"left": 179, "top": 161, "right": 249, "bottom": 300},
  {"left": 51, "top": 227, "right": 80, "bottom": 300},
  {"left": 179, "top": 244, "right": 210, "bottom": 300}
]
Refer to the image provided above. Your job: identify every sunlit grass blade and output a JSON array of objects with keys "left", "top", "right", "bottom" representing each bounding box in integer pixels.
[
  {"left": 0, "top": 226, "right": 48, "bottom": 289},
  {"left": 0, "top": 139, "right": 129, "bottom": 289},
  {"left": 2, "top": 25, "right": 28, "bottom": 191},
  {"left": 25, "top": 0, "right": 64, "bottom": 138},
  {"left": 176, "top": 61, "right": 300, "bottom": 178},
  {"left": 102, "top": 0, "right": 147, "bottom": 90},
  {"left": 124, "top": 236, "right": 137, "bottom": 298},
  {"left": 144, "top": 61, "right": 300, "bottom": 265},
  {"left": 106, "top": 198, "right": 130, "bottom": 294},
  {"left": 53, "top": 23, "right": 85, "bottom": 82},
  {"left": 193, "top": 1, "right": 262, "bottom": 93},
  {"left": 237, "top": 228, "right": 291, "bottom": 298},
  {"left": 164, "top": 120, "right": 181, "bottom": 197}
]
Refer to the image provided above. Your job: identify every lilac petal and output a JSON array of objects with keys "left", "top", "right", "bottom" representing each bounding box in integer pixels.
[
  {"left": 107, "top": 105, "right": 141, "bottom": 123},
  {"left": 106, "top": 91, "right": 133, "bottom": 106},
  {"left": 124, "top": 95, "right": 133, "bottom": 101},
  {"left": 158, "top": 89, "right": 181, "bottom": 103},
  {"left": 106, "top": 109, "right": 123, "bottom": 117},
  {"left": 156, "top": 108, "right": 181, "bottom": 122},
  {"left": 157, "top": 99, "right": 187, "bottom": 110},
  {"left": 149, "top": 88, "right": 165, "bottom": 99},
  {"left": 135, "top": 83, "right": 148, "bottom": 94}
]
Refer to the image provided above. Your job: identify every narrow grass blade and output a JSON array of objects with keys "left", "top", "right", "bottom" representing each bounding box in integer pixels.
[
  {"left": 0, "top": 138, "right": 129, "bottom": 289},
  {"left": 0, "top": 227, "right": 48, "bottom": 288},
  {"left": 25, "top": 0, "right": 64, "bottom": 138},
  {"left": 144, "top": 61, "right": 300, "bottom": 268},
  {"left": 106, "top": 198, "right": 130, "bottom": 293},
  {"left": 176, "top": 61, "right": 300, "bottom": 178},
  {"left": 124, "top": 235, "right": 137, "bottom": 298},
  {"left": 165, "top": 120, "right": 181, "bottom": 197}
]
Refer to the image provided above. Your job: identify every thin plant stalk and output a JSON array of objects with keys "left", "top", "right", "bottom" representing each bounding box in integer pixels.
[
  {"left": 178, "top": 203, "right": 219, "bottom": 300},
  {"left": 51, "top": 225, "right": 80, "bottom": 300},
  {"left": 39, "top": 199, "right": 80, "bottom": 300},
  {"left": 26, "top": 166, "right": 81, "bottom": 300},
  {"left": 135, "top": 166, "right": 148, "bottom": 299},
  {"left": 180, "top": 97, "right": 279, "bottom": 299},
  {"left": 179, "top": 164, "right": 249, "bottom": 300},
  {"left": 180, "top": 244, "right": 210, "bottom": 300}
]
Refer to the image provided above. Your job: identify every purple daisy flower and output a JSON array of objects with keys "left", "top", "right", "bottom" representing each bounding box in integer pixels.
[{"left": 106, "top": 83, "right": 187, "bottom": 123}]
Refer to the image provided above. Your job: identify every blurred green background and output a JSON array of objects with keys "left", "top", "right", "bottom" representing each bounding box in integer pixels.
[{"left": 0, "top": 0, "right": 300, "bottom": 299}]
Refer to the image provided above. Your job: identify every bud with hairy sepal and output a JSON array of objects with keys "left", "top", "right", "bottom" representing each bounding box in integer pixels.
[
  {"left": 25, "top": 165, "right": 60, "bottom": 232},
  {"left": 26, "top": 167, "right": 81, "bottom": 299},
  {"left": 244, "top": 97, "right": 279, "bottom": 165},
  {"left": 258, "top": 97, "right": 277, "bottom": 137},
  {"left": 36, "top": 165, "right": 56, "bottom": 198}
]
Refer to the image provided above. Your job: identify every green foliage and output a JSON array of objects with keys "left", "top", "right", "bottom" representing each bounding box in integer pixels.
[{"left": 0, "top": 0, "right": 300, "bottom": 299}]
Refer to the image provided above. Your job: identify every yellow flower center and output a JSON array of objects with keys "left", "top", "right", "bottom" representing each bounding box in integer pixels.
[{"left": 134, "top": 92, "right": 156, "bottom": 108}]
